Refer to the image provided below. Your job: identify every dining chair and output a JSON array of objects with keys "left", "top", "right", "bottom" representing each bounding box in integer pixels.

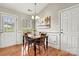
[
  {"left": 23, "top": 33, "right": 33, "bottom": 55},
  {"left": 35, "top": 33, "right": 46, "bottom": 55},
  {"left": 40, "top": 33, "right": 46, "bottom": 50},
  {"left": 40, "top": 33, "right": 48, "bottom": 55}
]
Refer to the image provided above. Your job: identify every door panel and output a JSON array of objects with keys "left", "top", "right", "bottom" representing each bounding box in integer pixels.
[
  {"left": 61, "top": 10, "right": 69, "bottom": 51},
  {"left": 61, "top": 6, "right": 79, "bottom": 55},
  {"left": 0, "top": 14, "right": 17, "bottom": 48}
]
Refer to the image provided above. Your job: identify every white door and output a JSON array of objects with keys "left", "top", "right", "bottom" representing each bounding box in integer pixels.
[
  {"left": 0, "top": 13, "right": 17, "bottom": 47},
  {"left": 60, "top": 6, "right": 79, "bottom": 55}
]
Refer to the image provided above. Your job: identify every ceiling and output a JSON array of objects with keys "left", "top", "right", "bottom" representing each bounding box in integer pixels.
[{"left": 0, "top": 3, "right": 48, "bottom": 15}]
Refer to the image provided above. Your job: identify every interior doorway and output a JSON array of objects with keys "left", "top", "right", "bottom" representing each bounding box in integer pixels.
[{"left": 60, "top": 4, "right": 79, "bottom": 55}]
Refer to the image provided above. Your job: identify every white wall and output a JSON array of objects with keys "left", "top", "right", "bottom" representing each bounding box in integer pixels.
[
  {"left": 37, "top": 3, "right": 77, "bottom": 32},
  {"left": 0, "top": 3, "right": 78, "bottom": 48},
  {"left": 36, "top": 3, "right": 77, "bottom": 49},
  {"left": 0, "top": 6, "right": 30, "bottom": 47}
]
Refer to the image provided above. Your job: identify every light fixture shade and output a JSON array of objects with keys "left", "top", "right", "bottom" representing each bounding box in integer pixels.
[
  {"left": 31, "top": 15, "right": 34, "bottom": 19},
  {"left": 36, "top": 16, "right": 40, "bottom": 19},
  {"left": 31, "top": 15, "right": 40, "bottom": 20}
]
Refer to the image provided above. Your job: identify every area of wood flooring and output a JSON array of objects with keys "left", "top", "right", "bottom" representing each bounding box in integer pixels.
[{"left": 0, "top": 44, "right": 75, "bottom": 56}]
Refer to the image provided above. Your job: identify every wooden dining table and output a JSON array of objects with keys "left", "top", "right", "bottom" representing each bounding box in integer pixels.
[
  {"left": 28, "top": 35, "right": 48, "bottom": 56},
  {"left": 23, "top": 34, "right": 48, "bottom": 56}
]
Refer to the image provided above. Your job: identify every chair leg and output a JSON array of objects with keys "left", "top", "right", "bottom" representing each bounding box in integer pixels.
[
  {"left": 39, "top": 45, "right": 40, "bottom": 54},
  {"left": 28, "top": 44, "right": 29, "bottom": 55},
  {"left": 42, "top": 43, "right": 46, "bottom": 51},
  {"left": 44, "top": 44, "right": 46, "bottom": 51}
]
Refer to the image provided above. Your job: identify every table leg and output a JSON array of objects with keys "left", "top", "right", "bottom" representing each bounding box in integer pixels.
[
  {"left": 46, "top": 36, "right": 48, "bottom": 55},
  {"left": 34, "top": 42, "right": 36, "bottom": 56}
]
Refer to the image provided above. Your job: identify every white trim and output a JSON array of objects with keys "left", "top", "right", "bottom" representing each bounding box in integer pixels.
[
  {"left": 0, "top": 12, "right": 18, "bottom": 18},
  {"left": 59, "top": 4, "right": 79, "bottom": 12},
  {"left": 58, "top": 11, "right": 61, "bottom": 49}
]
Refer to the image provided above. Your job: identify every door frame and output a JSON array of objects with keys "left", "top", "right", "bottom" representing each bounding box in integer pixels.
[
  {"left": 0, "top": 12, "right": 18, "bottom": 47},
  {"left": 58, "top": 4, "right": 79, "bottom": 50}
]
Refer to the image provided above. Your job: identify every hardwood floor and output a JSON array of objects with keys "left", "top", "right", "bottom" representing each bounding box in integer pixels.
[{"left": 0, "top": 44, "right": 75, "bottom": 56}]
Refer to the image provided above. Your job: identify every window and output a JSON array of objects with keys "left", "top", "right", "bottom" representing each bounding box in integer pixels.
[{"left": 3, "top": 15, "right": 14, "bottom": 32}]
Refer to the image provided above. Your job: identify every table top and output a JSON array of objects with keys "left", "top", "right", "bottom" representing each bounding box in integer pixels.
[
  {"left": 28, "top": 35, "right": 41, "bottom": 39},
  {"left": 23, "top": 33, "right": 48, "bottom": 40}
]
